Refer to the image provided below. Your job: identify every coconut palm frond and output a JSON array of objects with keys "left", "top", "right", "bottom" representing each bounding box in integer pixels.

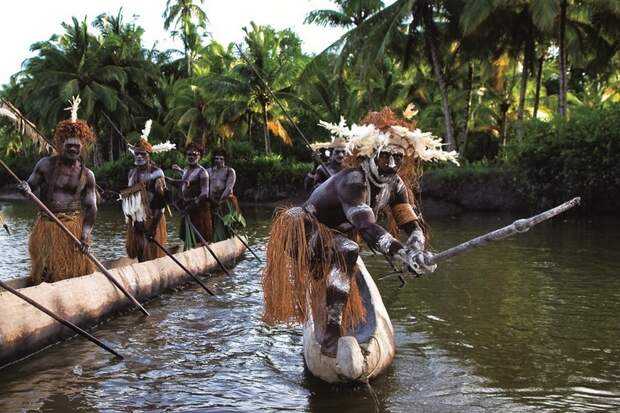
[{"left": 0, "top": 98, "right": 54, "bottom": 153}]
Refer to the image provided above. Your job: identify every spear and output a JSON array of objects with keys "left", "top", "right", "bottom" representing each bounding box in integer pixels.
[
  {"left": 0, "top": 159, "right": 150, "bottom": 317},
  {"left": 401, "top": 197, "right": 582, "bottom": 274},
  {"left": 0, "top": 279, "right": 123, "bottom": 359}
]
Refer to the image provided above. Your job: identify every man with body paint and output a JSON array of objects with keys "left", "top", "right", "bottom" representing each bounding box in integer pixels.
[{"left": 262, "top": 107, "right": 459, "bottom": 357}]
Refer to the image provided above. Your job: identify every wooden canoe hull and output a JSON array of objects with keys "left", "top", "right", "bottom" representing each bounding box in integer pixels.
[
  {"left": 0, "top": 237, "right": 246, "bottom": 368},
  {"left": 302, "top": 258, "right": 395, "bottom": 383}
]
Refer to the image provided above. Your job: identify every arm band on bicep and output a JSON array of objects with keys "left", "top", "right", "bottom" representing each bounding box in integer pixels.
[{"left": 391, "top": 203, "right": 417, "bottom": 226}]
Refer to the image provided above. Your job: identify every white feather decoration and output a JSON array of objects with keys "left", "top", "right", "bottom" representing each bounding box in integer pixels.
[
  {"left": 151, "top": 140, "right": 176, "bottom": 154},
  {"left": 64, "top": 96, "right": 81, "bottom": 123},
  {"left": 141, "top": 119, "right": 152, "bottom": 140},
  {"left": 318, "top": 116, "right": 459, "bottom": 165}
]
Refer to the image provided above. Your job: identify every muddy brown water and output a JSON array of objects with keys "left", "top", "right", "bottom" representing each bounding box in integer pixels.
[{"left": 0, "top": 200, "right": 618, "bottom": 412}]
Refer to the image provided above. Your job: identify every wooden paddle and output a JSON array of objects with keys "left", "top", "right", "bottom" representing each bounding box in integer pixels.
[
  {"left": 0, "top": 279, "right": 123, "bottom": 359},
  {"left": 0, "top": 159, "right": 150, "bottom": 317},
  {"left": 145, "top": 234, "right": 216, "bottom": 296},
  {"left": 214, "top": 212, "right": 261, "bottom": 262}
]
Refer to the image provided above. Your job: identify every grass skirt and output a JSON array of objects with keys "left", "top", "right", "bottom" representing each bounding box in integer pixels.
[
  {"left": 126, "top": 215, "right": 167, "bottom": 262},
  {"left": 29, "top": 212, "right": 95, "bottom": 285},
  {"left": 262, "top": 207, "right": 366, "bottom": 334},
  {"left": 212, "top": 195, "right": 244, "bottom": 242},
  {"left": 179, "top": 202, "right": 212, "bottom": 249}
]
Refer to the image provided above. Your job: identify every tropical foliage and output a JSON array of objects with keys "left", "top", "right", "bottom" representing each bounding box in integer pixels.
[{"left": 0, "top": 1, "right": 618, "bottom": 205}]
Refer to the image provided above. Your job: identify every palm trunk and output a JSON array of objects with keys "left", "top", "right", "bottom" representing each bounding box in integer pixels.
[
  {"left": 109, "top": 129, "right": 114, "bottom": 162},
  {"left": 516, "top": 50, "right": 531, "bottom": 142},
  {"left": 262, "top": 103, "right": 271, "bottom": 154},
  {"left": 421, "top": 1, "right": 456, "bottom": 151},
  {"left": 558, "top": 0, "right": 568, "bottom": 117},
  {"left": 459, "top": 63, "right": 474, "bottom": 155},
  {"left": 533, "top": 52, "right": 545, "bottom": 119},
  {"left": 500, "top": 100, "right": 510, "bottom": 148},
  {"left": 247, "top": 112, "right": 253, "bottom": 143}
]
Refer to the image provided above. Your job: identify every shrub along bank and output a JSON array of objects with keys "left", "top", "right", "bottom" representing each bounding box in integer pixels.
[{"left": 2, "top": 105, "right": 618, "bottom": 212}]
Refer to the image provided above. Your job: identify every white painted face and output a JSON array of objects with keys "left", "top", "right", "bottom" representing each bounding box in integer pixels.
[
  {"left": 62, "top": 137, "right": 83, "bottom": 161},
  {"left": 375, "top": 146, "right": 405, "bottom": 176},
  {"left": 134, "top": 149, "right": 150, "bottom": 166}
]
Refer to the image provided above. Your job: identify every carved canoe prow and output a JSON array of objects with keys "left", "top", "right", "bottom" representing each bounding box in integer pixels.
[{"left": 303, "top": 258, "right": 396, "bottom": 383}]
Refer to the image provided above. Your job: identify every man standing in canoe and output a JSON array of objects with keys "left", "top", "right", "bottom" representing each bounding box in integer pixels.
[
  {"left": 18, "top": 96, "right": 98, "bottom": 285},
  {"left": 169, "top": 143, "right": 211, "bottom": 249},
  {"left": 309, "top": 137, "right": 347, "bottom": 188},
  {"left": 206, "top": 147, "right": 245, "bottom": 242},
  {"left": 262, "top": 106, "right": 459, "bottom": 356},
  {"left": 122, "top": 120, "right": 175, "bottom": 262}
]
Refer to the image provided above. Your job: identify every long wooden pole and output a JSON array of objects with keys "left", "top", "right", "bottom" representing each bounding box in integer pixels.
[
  {"left": 214, "top": 212, "right": 261, "bottom": 262},
  {"left": 0, "top": 279, "right": 123, "bottom": 359},
  {"left": 185, "top": 216, "right": 232, "bottom": 276},
  {"left": 0, "top": 159, "right": 150, "bottom": 316},
  {"left": 146, "top": 235, "right": 216, "bottom": 296},
  {"left": 427, "top": 197, "right": 581, "bottom": 266}
]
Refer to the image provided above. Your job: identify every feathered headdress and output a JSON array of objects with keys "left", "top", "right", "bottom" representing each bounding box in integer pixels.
[
  {"left": 318, "top": 106, "right": 459, "bottom": 165},
  {"left": 54, "top": 95, "right": 96, "bottom": 148},
  {"left": 131, "top": 119, "right": 176, "bottom": 154}
]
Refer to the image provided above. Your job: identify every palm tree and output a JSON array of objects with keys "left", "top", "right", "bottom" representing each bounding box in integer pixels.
[
  {"left": 163, "top": 0, "right": 207, "bottom": 76},
  {"left": 94, "top": 9, "right": 160, "bottom": 158},
  {"left": 208, "top": 23, "right": 302, "bottom": 154},
  {"left": 305, "top": 0, "right": 384, "bottom": 28},
  {"left": 18, "top": 17, "right": 126, "bottom": 132},
  {"left": 314, "top": 0, "right": 460, "bottom": 150}
]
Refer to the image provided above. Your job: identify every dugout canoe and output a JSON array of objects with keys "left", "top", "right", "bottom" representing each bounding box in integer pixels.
[
  {"left": 0, "top": 237, "right": 246, "bottom": 368},
  {"left": 303, "top": 257, "right": 396, "bottom": 383}
]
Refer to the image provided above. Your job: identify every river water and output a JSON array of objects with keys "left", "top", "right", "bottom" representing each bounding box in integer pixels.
[{"left": 0, "top": 200, "right": 618, "bottom": 412}]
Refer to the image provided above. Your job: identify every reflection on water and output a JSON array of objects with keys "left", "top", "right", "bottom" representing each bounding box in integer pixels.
[{"left": 0, "top": 201, "right": 619, "bottom": 412}]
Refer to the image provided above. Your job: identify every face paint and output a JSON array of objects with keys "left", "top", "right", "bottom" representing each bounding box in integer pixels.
[
  {"left": 214, "top": 155, "right": 225, "bottom": 168},
  {"left": 186, "top": 151, "right": 201, "bottom": 166},
  {"left": 375, "top": 148, "right": 404, "bottom": 177},
  {"left": 134, "top": 150, "right": 149, "bottom": 166},
  {"left": 331, "top": 148, "right": 346, "bottom": 166},
  {"left": 62, "top": 137, "right": 83, "bottom": 161}
]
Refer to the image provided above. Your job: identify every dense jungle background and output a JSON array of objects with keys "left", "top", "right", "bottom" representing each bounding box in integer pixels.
[{"left": 1, "top": 0, "right": 618, "bottom": 211}]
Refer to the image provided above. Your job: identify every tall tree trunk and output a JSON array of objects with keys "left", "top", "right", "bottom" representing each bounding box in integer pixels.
[
  {"left": 109, "top": 129, "right": 114, "bottom": 162},
  {"left": 558, "top": 0, "right": 568, "bottom": 117},
  {"left": 247, "top": 112, "right": 253, "bottom": 144},
  {"left": 516, "top": 51, "right": 531, "bottom": 142},
  {"left": 533, "top": 52, "right": 545, "bottom": 119},
  {"left": 421, "top": 1, "right": 456, "bottom": 150},
  {"left": 459, "top": 63, "right": 474, "bottom": 156},
  {"left": 500, "top": 99, "right": 510, "bottom": 148},
  {"left": 262, "top": 103, "right": 271, "bottom": 154}
]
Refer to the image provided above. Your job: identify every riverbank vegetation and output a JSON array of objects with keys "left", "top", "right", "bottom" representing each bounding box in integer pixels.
[{"left": 0, "top": 0, "right": 618, "bottom": 210}]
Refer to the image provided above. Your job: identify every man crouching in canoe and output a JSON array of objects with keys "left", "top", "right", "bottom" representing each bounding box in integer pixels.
[
  {"left": 18, "top": 97, "right": 97, "bottom": 285},
  {"left": 262, "top": 106, "right": 459, "bottom": 356},
  {"left": 122, "top": 120, "right": 175, "bottom": 262}
]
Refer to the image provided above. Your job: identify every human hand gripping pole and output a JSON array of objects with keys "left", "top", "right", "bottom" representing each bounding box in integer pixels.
[{"left": 1, "top": 159, "right": 150, "bottom": 317}]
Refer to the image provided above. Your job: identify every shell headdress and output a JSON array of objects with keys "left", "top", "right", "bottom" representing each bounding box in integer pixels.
[{"left": 318, "top": 106, "right": 459, "bottom": 165}]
